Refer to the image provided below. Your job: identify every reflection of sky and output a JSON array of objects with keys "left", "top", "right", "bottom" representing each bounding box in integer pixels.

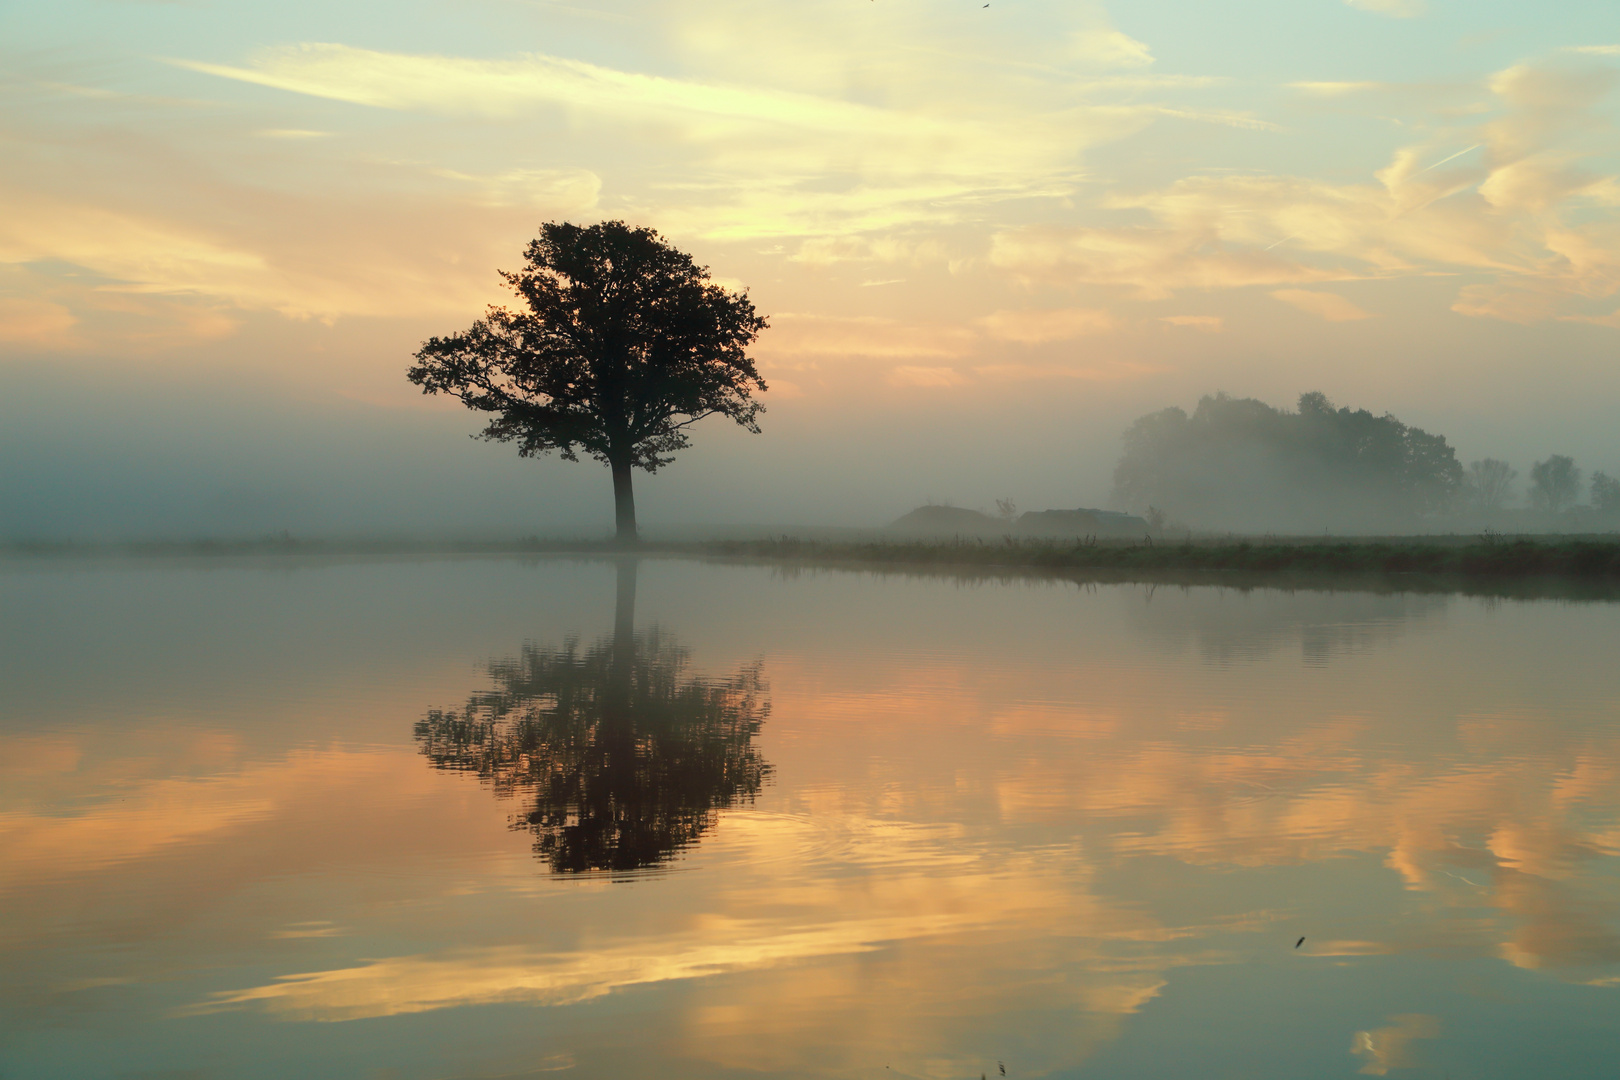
[
  {"left": 2, "top": 0, "right": 1618, "bottom": 533},
  {"left": 3, "top": 556, "right": 1620, "bottom": 1078}
]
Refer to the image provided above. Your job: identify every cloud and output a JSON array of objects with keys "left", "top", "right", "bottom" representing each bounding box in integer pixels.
[
  {"left": 1485, "top": 61, "right": 1619, "bottom": 162},
  {"left": 1344, "top": 0, "right": 1426, "bottom": 17},
  {"left": 8, "top": 5, "right": 1617, "bottom": 361},
  {"left": 169, "top": 44, "right": 896, "bottom": 128},
  {"left": 158, "top": 28, "right": 1253, "bottom": 248},
  {"left": 990, "top": 56, "right": 1620, "bottom": 324},
  {"left": 0, "top": 188, "right": 500, "bottom": 324},
  {"left": 165, "top": 42, "right": 1126, "bottom": 194},
  {"left": 990, "top": 222, "right": 1334, "bottom": 300},
  {"left": 1271, "top": 289, "right": 1373, "bottom": 321},
  {"left": 976, "top": 307, "right": 1116, "bottom": 343},
  {"left": 1069, "top": 29, "right": 1155, "bottom": 69}
]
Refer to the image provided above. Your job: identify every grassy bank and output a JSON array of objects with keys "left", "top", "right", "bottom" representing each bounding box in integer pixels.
[
  {"left": 687, "top": 534, "right": 1620, "bottom": 579},
  {"left": 7, "top": 533, "right": 1620, "bottom": 600}
]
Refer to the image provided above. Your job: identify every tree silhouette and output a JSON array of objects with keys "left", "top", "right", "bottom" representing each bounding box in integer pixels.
[
  {"left": 1465, "top": 458, "right": 1518, "bottom": 513},
  {"left": 1529, "top": 455, "right": 1582, "bottom": 515},
  {"left": 1112, "top": 391, "right": 1463, "bottom": 531},
  {"left": 415, "top": 561, "right": 772, "bottom": 873},
  {"left": 1593, "top": 471, "right": 1620, "bottom": 514},
  {"left": 407, "top": 221, "right": 769, "bottom": 542}
]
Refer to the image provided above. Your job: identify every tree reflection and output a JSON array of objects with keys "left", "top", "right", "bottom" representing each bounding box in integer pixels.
[{"left": 415, "top": 560, "right": 771, "bottom": 873}]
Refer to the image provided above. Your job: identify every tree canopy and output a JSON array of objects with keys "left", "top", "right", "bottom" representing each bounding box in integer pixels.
[
  {"left": 407, "top": 221, "right": 768, "bottom": 541},
  {"left": 1113, "top": 392, "right": 1464, "bottom": 532}
]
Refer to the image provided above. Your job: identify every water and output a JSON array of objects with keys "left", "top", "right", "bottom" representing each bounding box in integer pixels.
[{"left": 2, "top": 554, "right": 1618, "bottom": 1079}]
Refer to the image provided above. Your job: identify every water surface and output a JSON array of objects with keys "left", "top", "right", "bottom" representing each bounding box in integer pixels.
[{"left": 3, "top": 555, "right": 1619, "bottom": 1078}]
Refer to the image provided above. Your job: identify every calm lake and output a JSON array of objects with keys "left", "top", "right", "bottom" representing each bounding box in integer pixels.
[{"left": 3, "top": 555, "right": 1619, "bottom": 1079}]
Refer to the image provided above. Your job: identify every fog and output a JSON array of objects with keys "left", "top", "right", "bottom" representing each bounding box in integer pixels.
[
  {"left": 4, "top": 351, "right": 1617, "bottom": 542},
  {"left": 0, "top": 358, "right": 1136, "bottom": 541}
]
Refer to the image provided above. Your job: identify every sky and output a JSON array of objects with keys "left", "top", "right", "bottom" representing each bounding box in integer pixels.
[{"left": 1, "top": 0, "right": 1617, "bottom": 537}]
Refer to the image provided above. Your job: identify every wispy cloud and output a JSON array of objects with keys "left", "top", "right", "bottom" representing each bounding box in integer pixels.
[
  {"left": 1290, "top": 80, "right": 1388, "bottom": 96},
  {"left": 1344, "top": 0, "right": 1426, "bottom": 18},
  {"left": 159, "top": 24, "right": 1264, "bottom": 249},
  {"left": 992, "top": 55, "right": 1620, "bottom": 326}
]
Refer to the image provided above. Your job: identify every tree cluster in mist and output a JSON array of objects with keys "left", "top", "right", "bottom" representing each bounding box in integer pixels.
[
  {"left": 1445, "top": 454, "right": 1618, "bottom": 520},
  {"left": 1113, "top": 393, "right": 1618, "bottom": 534},
  {"left": 1112, "top": 392, "right": 1464, "bottom": 533}
]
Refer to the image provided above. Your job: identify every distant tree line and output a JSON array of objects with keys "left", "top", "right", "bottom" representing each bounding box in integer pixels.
[
  {"left": 1114, "top": 392, "right": 1618, "bottom": 533},
  {"left": 1460, "top": 455, "right": 1618, "bottom": 516}
]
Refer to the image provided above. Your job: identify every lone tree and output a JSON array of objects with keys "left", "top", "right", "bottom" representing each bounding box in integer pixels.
[{"left": 408, "top": 221, "right": 768, "bottom": 542}]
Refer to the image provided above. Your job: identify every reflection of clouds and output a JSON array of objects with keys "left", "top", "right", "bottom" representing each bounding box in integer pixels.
[
  {"left": 6, "top": 580, "right": 1620, "bottom": 1077},
  {"left": 995, "top": 716, "right": 1620, "bottom": 973},
  {"left": 189, "top": 832, "right": 1196, "bottom": 1076},
  {"left": 0, "top": 734, "right": 502, "bottom": 955},
  {"left": 1352, "top": 1014, "right": 1439, "bottom": 1075}
]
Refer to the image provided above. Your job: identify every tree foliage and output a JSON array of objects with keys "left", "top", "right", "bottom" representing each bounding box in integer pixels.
[
  {"left": 407, "top": 221, "right": 768, "bottom": 539},
  {"left": 1112, "top": 392, "right": 1464, "bottom": 532}
]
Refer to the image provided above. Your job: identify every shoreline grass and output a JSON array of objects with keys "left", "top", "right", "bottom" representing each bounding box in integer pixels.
[
  {"left": 690, "top": 534, "right": 1620, "bottom": 578},
  {"left": 6, "top": 533, "right": 1620, "bottom": 601}
]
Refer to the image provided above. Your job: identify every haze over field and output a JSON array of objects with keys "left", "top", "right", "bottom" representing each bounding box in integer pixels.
[{"left": 2, "top": 0, "right": 1617, "bottom": 537}]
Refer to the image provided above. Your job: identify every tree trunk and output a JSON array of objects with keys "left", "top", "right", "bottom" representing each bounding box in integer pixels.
[{"left": 611, "top": 457, "right": 638, "bottom": 544}]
